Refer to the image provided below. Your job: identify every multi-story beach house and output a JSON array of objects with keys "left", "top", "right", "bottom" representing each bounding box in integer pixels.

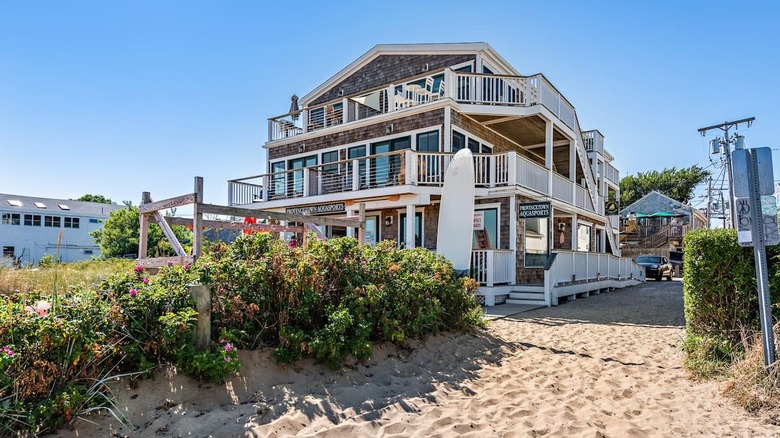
[
  {"left": 228, "top": 43, "right": 643, "bottom": 306},
  {"left": 0, "top": 193, "right": 123, "bottom": 266}
]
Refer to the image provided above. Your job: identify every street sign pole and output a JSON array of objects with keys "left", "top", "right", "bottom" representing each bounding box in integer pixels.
[{"left": 745, "top": 148, "right": 777, "bottom": 371}]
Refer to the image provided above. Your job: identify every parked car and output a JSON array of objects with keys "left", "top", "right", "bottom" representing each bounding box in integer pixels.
[{"left": 635, "top": 255, "right": 673, "bottom": 281}]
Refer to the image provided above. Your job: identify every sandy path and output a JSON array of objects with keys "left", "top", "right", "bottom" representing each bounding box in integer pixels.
[{"left": 58, "top": 280, "right": 780, "bottom": 437}]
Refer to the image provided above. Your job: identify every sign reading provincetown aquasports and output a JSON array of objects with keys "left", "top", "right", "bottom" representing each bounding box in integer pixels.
[
  {"left": 517, "top": 201, "right": 551, "bottom": 219},
  {"left": 285, "top": 202, "right": 346, "bottom": 215}
]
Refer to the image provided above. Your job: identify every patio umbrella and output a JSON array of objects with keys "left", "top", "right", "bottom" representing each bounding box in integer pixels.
[{"left": 289, "top": 94, "right": 299, "bottom": 120}]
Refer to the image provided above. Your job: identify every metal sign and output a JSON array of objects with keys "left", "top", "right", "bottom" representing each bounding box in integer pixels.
[
  {"left": 605, "top": 200, "right": 619, "bottom": 215},
  {"left": 285, "top": 202, "right": 346, "bottom": 215},
  {"left": 736, "top": 198, "right": 780, "bottom": 247},
  {"left": 732, "top": 146, "right": 777, "bottom": 371},
  {"left": 517, "top": 201, "right": 551, "bottom": 219},
  {"left": 732, "top": 148, "right": 774, "bottom": 197}
]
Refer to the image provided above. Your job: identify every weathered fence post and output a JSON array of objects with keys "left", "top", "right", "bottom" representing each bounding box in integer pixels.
[{"left": 190, "top": 284, "right": 211, "bottom": 351}]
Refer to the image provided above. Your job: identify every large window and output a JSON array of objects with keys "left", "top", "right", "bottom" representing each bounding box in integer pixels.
[
  {"left": 64, "top": 217, "right": 80, "bottom": 229},
  {"left": 271, "top": 161, "right": 286, "bottom": 198},
  {"left": 371, "top": 136, "right": 410, "bottom": 186},
  {"left": 321, "top": 150, "right": 342, "bottom": 193},
  {"left": 363, "top": 215, "right": 379, "bottom": 247},
  {"left": 524, "top": 218, "right": 549, "bottom": 267},
  {"left": 288, "top": 155, "right": 317, "bottom": 195},
  {"left": 452, "top": 130, "right": 492, "bottom": 153},
  {"left": 24, "top": 214, "right": 41, "bottom": 226},
  {"left": 416, "top": 131, "right": 439, "bottom": 152},
  {"left": 2, "top": 213, "right": 20, "bottom": 225},
  {"left": 348, "top": 145, "right": 367, "bottom": 189},
  {"left": 44, "top": 216, "right": 61, "bottom": 227},
  {"left": 473, "top": 208, "right": 498, "bottom": 249},
  {"left": 399, "top": 212, "right": 423, "bottom": 248}
]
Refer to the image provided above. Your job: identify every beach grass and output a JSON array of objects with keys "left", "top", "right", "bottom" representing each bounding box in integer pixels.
[{"left": 0, "top": 258, "right": 134, "bottom": 296}]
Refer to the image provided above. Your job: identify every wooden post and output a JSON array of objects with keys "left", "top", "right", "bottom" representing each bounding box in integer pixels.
[
  {"left": 357, "top": 203, "right": 366, "bottom": 246},
  {"left": 190, "top": 284, "right": 211, "bottom": 351},
  {"left": 139, "top": 192, "right": 151, "bottom": 259},
  {"left": 193, "top": 176, "right": 204, "bottom": 259}
]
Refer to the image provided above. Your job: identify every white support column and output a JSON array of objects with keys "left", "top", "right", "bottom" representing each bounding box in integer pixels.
[
  {"left": 569, "top": 138, "right": 577, "bottom": 202},
  {"left": 545, "top": 120, "right": 554, "bottom": 196},
  {"left": 405, "top": 204, "right": 416, "bottom": 248},
  {"left": 443, "top": 107, "right": 451, "bottom": 152},
  {"left": 509, "top": 195, "right": 517, "bottom": 285},
  {"left": 571, "top": 214, "right": 578, "bottom": 251}
]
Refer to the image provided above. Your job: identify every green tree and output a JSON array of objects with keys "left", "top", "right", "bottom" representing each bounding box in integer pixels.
[
  {"left": 620, "top": 165, "right": 710, "bottom": 207},
  {"left": 76, "top": 194, "right": 113, "bottom": 204},
  {"left": 91, "top": 206, "right": 192, "bottom": 258}
]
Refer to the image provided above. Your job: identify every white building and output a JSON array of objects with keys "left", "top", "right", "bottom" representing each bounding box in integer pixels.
[{"left": 0, "top": 193, "right": 124, "bottom": 266}]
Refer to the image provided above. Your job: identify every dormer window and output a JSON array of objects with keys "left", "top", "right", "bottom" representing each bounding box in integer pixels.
[
  {"left": 35, "top": 202, "right": 46, "bottom": 209},
  {"left": 7, "top": 200, "right": 21, "bottom": 207}
]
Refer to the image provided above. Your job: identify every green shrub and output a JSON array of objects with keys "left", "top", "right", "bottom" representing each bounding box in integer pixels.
[
  {"left": 199, "top": 234, "right": 483, "bottom": 367},
  {"left": 37, "top": 254, "right": 55, "bottom": 268},
  {"left": 683, "top": 228, "right": 780, "bottom": 376},
  {"left": 0, "top": 233, "right": 482, "bottom": 434}
]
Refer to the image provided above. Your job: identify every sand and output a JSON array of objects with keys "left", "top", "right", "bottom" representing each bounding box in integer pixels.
[{"left": 56, "top": 280, "right": 780, "bottom": 437}]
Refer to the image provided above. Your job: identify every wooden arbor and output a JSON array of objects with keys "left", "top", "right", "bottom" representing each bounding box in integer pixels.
[{"left": 137, "top": 176, "right": 365, "bottom": 269}]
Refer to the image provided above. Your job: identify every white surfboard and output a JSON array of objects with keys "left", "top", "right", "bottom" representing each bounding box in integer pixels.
[{"left": 436, "top": 148, "right": 476, "bottom": 274}]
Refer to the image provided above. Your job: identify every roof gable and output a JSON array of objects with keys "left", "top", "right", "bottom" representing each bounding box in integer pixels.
[
  {"left": 619, "top": 191, "right": 687, "bottom": 217},
  {"left": 301, "top": 42, "right": 516, "bottom": 107}
]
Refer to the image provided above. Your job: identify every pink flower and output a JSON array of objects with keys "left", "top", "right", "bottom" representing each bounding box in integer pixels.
[
  {"left": 224, "top": 343, "right": 233, "bottom": 351},
  {"left": 129, "top": 289, "right": 138, "bottom": 298},
  {"left": 184, "top": 264, "right": 191, "bottom": 271},
  {"left": 24, "top": 300, "right": 51, "bottom": 317},
  {"left": 1, "top": 346, "right": 14, "bottom": 357},
  {"left": 361, "top": 260, "right": 367, "bottom": 266},
  {"left": 225, "top": 356, "right": 231, "bottom": 362},
  {"left": 134, "top": 265, "right": 145, "bottom": 273},
  {"left": 142, "top": 277, "right": 149, "bottom": 284},
  {"left": 167, "top": 261, "right": 174, "bottom": 267}
]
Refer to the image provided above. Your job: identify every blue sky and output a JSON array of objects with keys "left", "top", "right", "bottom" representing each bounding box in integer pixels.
[{"left": 1, "top": 1, "right": 778, "bottom": 212}]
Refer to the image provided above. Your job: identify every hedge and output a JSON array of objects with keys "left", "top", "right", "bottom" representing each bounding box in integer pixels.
[{"left": 683, "top": 228, "right": 780, "bottom": 370}]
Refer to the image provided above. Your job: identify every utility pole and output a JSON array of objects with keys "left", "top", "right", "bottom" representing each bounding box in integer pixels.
[
  {"left": 706, "top": 177, "right": 712, "bottom": 229},
  {"left": 698, "top": 117, "right": 755, "bottom": 229}
]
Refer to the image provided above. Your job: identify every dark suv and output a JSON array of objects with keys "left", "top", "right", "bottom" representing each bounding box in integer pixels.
[{"left": 635, "top": 255, "right": 673, "bottom": 281}]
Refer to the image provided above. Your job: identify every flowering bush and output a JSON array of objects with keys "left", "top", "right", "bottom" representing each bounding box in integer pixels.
[
  {"left": 199, "top": 234, "right": 484, "bottom": 368},
  {"left": 0, "top": 233, "right": 483, "bottom": 433}
]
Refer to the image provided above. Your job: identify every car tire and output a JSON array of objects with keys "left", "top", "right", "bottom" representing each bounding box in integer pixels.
[
  {"left": 666, "top": 274, "right": 672, "bottom": 281},
  {"left": 656, "top": 273, "right": 662, "bottom": 281}
]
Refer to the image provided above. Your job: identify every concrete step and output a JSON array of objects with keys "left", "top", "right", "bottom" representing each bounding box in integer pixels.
[
  {"left": 509, "top": 292, "right": 545, "bottom": 300},
  {"left": 505, "top": 298, "right": 546, "bottom": 306}
]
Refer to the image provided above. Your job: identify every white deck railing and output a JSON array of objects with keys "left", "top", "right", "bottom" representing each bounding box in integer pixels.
[
  {"left": 267, "top": 70, "right": 581, "bottom": 141},
  {"left": 582, "top": 130, "right": 604, "bottom": 154},
  {"left": 605, "top": 162, "right": 619, "bottom": 185},
  {"left": 228, "top": 150, "right": 603, "bottom": 215},
  {"left": 544, "top": 251, "right": 645, "bottom": 304},
  {"left": 547, "top": 250, "right": 644, "bottom": 288},
  {"left": 471, "top": 249, "right": 514, "bottom": 286}
]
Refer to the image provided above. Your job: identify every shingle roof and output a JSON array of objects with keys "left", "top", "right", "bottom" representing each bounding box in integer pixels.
[
  {"left": 0, "top": 193, "right": 124, "bottom": 216},
  {"left": 619, "top": 191, "right": 691, "bottom": 218}
]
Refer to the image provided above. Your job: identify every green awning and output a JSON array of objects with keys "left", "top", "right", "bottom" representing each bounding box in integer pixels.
[{"left": 635, "top": 211, "right": 682, "bottom": 218}]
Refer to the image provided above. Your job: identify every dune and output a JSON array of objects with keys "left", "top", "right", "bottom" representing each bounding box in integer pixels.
[{"left": 55, "top": 281, "right": 780, "bottom": 437}]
